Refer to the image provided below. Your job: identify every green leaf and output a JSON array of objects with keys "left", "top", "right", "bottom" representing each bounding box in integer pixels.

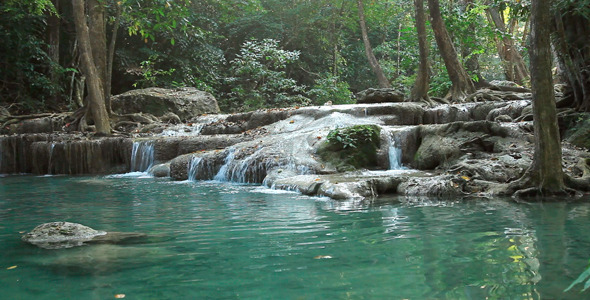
[
  {"left": 564, "top": 267, "right": 590, "bottom": 292},
  {"left": 170, "top": 38, "right": 175, "bottom": 45}
]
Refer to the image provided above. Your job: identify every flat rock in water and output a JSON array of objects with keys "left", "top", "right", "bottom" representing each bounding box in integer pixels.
[
  {"left": 22, "top": 222, "right": 107, "bottom": 249},
  {"left": 22, "top": 222, "right": 148, "bottom": 249}
]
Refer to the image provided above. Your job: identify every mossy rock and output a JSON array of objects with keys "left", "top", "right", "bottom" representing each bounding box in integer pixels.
[
  {"left": 317, "top": 125, "right": 381, "bottom": 171},
  {"left": 564, "top": 113, "right": 590, "bottom": 149}
]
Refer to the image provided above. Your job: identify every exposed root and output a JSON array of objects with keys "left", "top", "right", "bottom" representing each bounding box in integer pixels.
[
  {"left": 1, "top": 112, "right": 62, "bottom": 129},
  {"left": 507, "top": 171, "right": 587, "bottom": 201},
  {"left": 488, "top": 85, "right": 531, "bottom": 93},
  {"left": 464, "top": 88, "right": 532, "bottom": 103},
  {"left": 408, "top": 96, "right": 449, "bottom": 107}
]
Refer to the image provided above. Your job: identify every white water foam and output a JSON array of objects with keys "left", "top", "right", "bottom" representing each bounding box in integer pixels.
[{"left": 130, "top": 141, "right": 155, "bottom": 172}]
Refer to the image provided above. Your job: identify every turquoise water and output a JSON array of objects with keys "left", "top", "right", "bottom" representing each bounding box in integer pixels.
[{"left": 1, "top": 175, "right": 589, "bottom": 299}]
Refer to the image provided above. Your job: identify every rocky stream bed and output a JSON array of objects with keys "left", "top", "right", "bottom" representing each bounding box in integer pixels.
[{"left": 2, "top": 87, "right": 590, "bottom": 200}]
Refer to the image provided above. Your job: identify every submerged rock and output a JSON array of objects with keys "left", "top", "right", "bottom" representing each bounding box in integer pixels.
[
  {"left": 22, "top": 222, "right": 147, "bottom": 249},
  {"left": 22, "top": 222, "right": 107, "bottom": 249}
]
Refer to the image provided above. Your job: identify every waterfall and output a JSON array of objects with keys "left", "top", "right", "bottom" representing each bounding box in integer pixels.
[
  {"left": 47, "top": 143, "right": 56, "bottom": 175},
  {"left": 130, "top": 141, "right": 155, "bottom": 172},
  {"left": 187, "top": 156, "right": 203, "bottom": 181},
  {"left": 213, "top": 148, "right": 236, "bottom": 181},
  {"left": 387, "top": 134, "right": 404, "bottom": 170},
  {"left": 0, "top": 138, "right": 3, "bottom": 174}
]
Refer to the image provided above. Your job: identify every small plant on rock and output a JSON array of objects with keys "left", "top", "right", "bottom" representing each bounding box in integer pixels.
[{"left": 319, "top": 125, "right": 381, "bottom": 171}]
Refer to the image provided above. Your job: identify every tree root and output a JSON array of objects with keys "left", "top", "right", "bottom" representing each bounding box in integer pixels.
[
  {"left": 506, "top": 172, "right": 587, "bottom": 201},
  {"left": 464, "top": 88, "right": 532, "bottom": 103},
  {"left": 409, "top": 96, "right": 449, "bottom": 107},
  {"left": 1, "top": 113, "right": 62, "bottom": 129}
]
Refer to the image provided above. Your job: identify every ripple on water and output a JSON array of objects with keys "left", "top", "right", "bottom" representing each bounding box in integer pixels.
[{"left": 0, "top": 176, "right": 589, "bottom": 299}]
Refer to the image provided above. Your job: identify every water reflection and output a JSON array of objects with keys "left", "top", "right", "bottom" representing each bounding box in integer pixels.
[{"left": 0, "top": 176, "right": 589, "bottom": 299}]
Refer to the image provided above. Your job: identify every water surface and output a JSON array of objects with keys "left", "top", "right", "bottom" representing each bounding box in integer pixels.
[{"left": 1, "top": 175, "right": 589, "bottom": 299}]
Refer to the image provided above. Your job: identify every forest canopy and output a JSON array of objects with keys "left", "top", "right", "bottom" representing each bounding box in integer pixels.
[{"left": 0, "top": 0, "right": 588, "bottom": 114}]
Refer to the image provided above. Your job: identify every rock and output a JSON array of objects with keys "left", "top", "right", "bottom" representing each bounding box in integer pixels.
[
  {"left": 413, "top": 135, "right": 462, "bottom": 170},
  {"left": 22, "top": 222, "right": 147, "bottom": 249},
  {"left": 11, "top": 117, "right": 64, "bottom": 134},
  {"left": 564, "top": 114, "right": 590, "bottom": 149},
  {"left": 489, "top": 80, "right": 521, "bottom": 87},
  {"left": 149, "top": 163, "right": 170, "bottom": 177},
  {"left": 111, "top": 87, "right": 220, "bottom": 121},
  {"left": 161, "top": 112, "right": 182, "bottom": 124},
  {"left": 317, "top": 125, "right": 381, "bottom": 172},
  {"left": 356, "top": 88, "right": 405, "bottom": 104},
  {"left": 32, "top": 244, "right": 158, "bottom": 274},
  {"left": 22, "top": 222, "right": 107, "bottom": 249},
  {"left": 494, "top": 115, "right": 513, "bottom": 122}
]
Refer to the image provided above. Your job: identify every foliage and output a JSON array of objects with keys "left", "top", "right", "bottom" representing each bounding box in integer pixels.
[
  {"left": 0, "top": 0, "right": 552, "bottom": 114},
  {"left": 429, "top": 67, "right": 453, "bottom": 98},
  {"left": 326, "top": 124, "right": 380, "bottom": 150},
  {"left": 308, "top": 74, "right": 354, "bottom": 105},
  {"left": 320, "top": 124, "right": 381, "bottom": 171},
  {"left": 0, "top": 0, "right": 64, "bottom": 113},
  {"left": 132, "top": 55, "right": 177, "bottom": 88},
  {"left": 222, "top": 39, "right": 309, "bottom": 112},
  {"left": 564, "top": 262, "right": 590, "bottom": 292}
]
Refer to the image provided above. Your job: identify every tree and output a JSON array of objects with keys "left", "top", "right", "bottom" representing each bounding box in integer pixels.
[
  {"left": 427, "top": 0, "right": 475, "bottom": 102},
  {"left": 487, "top": 5, "right": 529, "bottom": 85},
  {"left": 512, "top": 0, "right": 565, "bottom": 196},
  {"left": 71, "top": 0, "right": 111, "bottom": 135},
  {"left": 410, "top": 0, "right": 430, "bottom": 103},
  {"left": 552, "top": 1, "right": 590, "bottom": 111},
  {"left": 357, "top": 0, "right": 391, "bottom": 88},
  {"left": 458, "top": 0, "right": 489, "bottom": 88}
]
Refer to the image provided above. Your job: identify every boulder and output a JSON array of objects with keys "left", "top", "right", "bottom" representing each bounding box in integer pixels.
[
  {"left": 111, "top": 87, "right": 220, "bottom": 121},
  {"left": 149, "top": 163, "right": 170, "bottom": 177},
  {"left": 22, "top": 222, "right": 147, "bottom": 249},
  {"left": 356, "top": 88, "right": 405, "bottom": 104},
  {"left": 9, "top": 117, "right": 63, "bottom": 134},
  {"left": 22, "top": 222, "right": 107, "bottom": 249}
]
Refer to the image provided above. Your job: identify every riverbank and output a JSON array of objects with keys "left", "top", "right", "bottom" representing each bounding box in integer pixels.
[{"left": 2, "top": 95, "right": 589, "bottom": 200}]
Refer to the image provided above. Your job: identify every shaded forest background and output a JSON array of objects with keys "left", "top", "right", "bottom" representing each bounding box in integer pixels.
[{"left": 0, "top": 0, "right": 587, "bottom": 114}]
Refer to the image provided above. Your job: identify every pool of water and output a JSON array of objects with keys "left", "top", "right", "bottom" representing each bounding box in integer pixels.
[{"left": 1, "top": 175, "right": 589, "bottom": 299}]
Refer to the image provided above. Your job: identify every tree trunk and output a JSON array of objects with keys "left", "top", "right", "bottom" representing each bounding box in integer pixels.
[
  {"left": 88, "top": 0, "right": 108, "bottom": 98},
  {"left": 527, "top": 0, "right": 564, "bottom": 192},
  {"left": 357, "top": 0, "right": 391, "bottom": 88},
  {"left": 331, "top": 0, "right": 347, "bottom": 76},
  {"left": 46, "top": 0, "right": 61, "bottom": 109},
  {"left": 106, "top": 1, "right": 123, "bottom": 114},
  {"left": 487, "top": 7, "right": 529, "bottom": 85},
  {"left": 410, "top": 0, "right": 430, "bottom": 102},
  {"left": 428, "top": 0, "right": 475, "bottom": 101},
  {"left": 460, "top": 0, "right": 488, "bottom": 88},
  {"left": 552, "top": 5, "right": 590, "bottom": 112},
  {"left": 71, "top": 0, "right": 111, "bottom": 135}
]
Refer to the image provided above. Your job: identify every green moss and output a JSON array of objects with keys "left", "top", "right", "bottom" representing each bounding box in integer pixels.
[
  {"left": 318, "top": 125, "right": 381, "bottom": 171},
  {"left": 565, "top": 113, "right": 590, "bottom": 149}
]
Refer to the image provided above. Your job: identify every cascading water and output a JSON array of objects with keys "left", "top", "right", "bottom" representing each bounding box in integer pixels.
[
  {"left": 0, "top": 139, "right": 3, "bottom": 174},
  {"left": 130, "top": 141, "right": 155, "bottom": 172},
  {"left": 213, "top": 148, "right": 236, "bottom": 181},
  {"left": 47, "top": 143, "right": 56, "bottom": 175},
  {"left": 187, "top": 156, "right": 203, "bottom": 181},
  {"left": 387, "top": 134, "right": 404, "bottom": 170}
]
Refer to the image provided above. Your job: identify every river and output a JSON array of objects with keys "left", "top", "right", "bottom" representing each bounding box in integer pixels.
[{"left": 1, "top": 175, "right": 589, "bottom": 299}]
